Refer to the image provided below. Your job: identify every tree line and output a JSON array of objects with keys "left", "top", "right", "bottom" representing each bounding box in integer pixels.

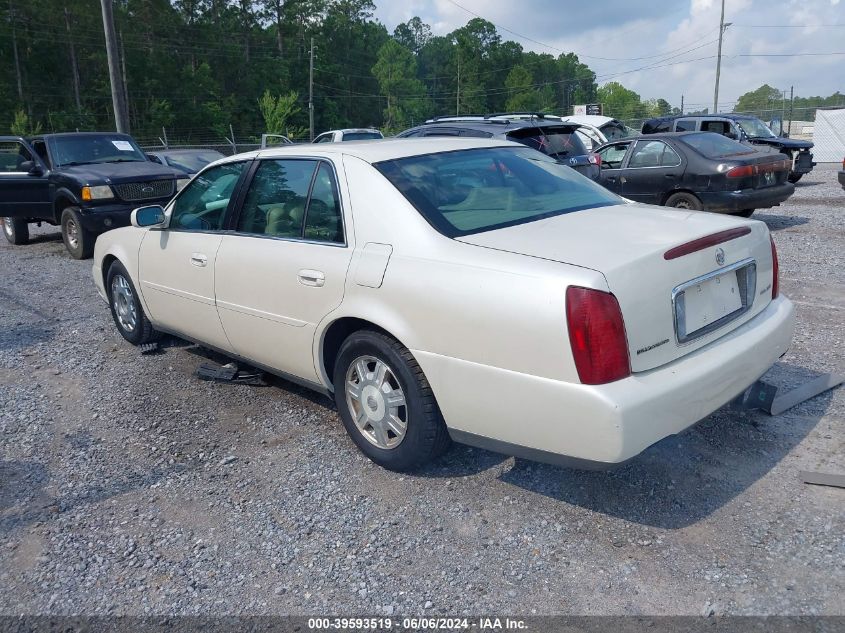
[{"left": 2, "top": 0, "right": 841, "bottom": 141}]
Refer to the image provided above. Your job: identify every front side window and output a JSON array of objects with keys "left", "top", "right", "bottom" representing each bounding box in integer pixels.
[
  {"left": 736, "top": 117, "right": 776, "bottom": 139},
  {"left": 628, "top": 140, "right": 681, "bottom": 168},
  {"left": 675, "top": 119, "right": 697, "bottom": 132},
  {"left": 375, "top": 147, "right": 620, "bottom": 238},
  {"left": 169, "top": 161, "right": 246, "bottom": 231},
  {"left": 597, "top": 142, "right": 631, "bottom": 169},
  {"left": 341, "top": 132, "right": 382, "bottom": 141},
  {"left": 314, "top": 134, "right": 333, "bottom": 143},
  {"left": 0, "top": 141, "right": 33, "bottom": 172}
]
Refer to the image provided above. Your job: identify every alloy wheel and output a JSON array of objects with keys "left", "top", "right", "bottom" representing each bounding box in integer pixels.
[
  {"left": 345, "top": 355, "right": 408, "bottom": 449},
  {"left": 111, "top": 274, "right": 138, "bottom": 333}
]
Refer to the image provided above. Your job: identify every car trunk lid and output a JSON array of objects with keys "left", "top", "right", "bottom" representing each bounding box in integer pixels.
[{"left": 456, "top": 203, "right": 776, "bottom": 372}]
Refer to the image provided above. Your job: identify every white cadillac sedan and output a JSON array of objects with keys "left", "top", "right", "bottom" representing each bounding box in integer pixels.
[{"left": 92, "top": 138, "right": 794, "bottom": 471}]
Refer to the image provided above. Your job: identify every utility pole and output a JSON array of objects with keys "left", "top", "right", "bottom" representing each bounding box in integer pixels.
[
  {"left": 64, "top": 8, "right": 82, "bottom": 113},
  {"left": 9, "top": 0, "right": 23, "bottom": 102},
  {"left": 712, "top": 0, "right": 731, "bottom": 114},
  {"left": 99, "top": 0, "right": 129, "bottom": 133},
  {"left": 680, "top": 95, "right": 684, "bottom": 115},
  {"left": 456, "top": 54, "right": 461, "bottom": 116},
  {"left": 787, "top": 85, "right": 794, "bottom": 137},
  {"left": 309, "top": 37, "right": 315, "bottom": 141}
]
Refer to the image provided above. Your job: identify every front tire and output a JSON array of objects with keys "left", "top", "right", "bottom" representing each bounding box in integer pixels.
[
  {"left": 2, "top": 217, "right": 29, "bottom": 245},
  {"left": 106, "top": 261, "right": 159, "bottom": 345},
  {"left": 333, "top": 330, "right": 451, "bottom": 471},
  {"left": 787, "top": 172, "right": 803, "bottom": 183},
  {"left": 665, "top": 191, "right": 703, "bottom": 211},
  {"left": 61, "top": 207, "right": 95, "bottom": 259}
]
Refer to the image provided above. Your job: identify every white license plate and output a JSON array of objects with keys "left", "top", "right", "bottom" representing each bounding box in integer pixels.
[{"left": 683, "top": 271, "right": 743, "bottom": 334}]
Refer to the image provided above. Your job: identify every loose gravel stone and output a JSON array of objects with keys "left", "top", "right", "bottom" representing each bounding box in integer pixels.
[{"left": 0, "top": 164, "right": 842, "bottom": 616}]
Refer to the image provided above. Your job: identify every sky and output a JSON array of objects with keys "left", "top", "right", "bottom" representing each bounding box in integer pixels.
[{"left": 372, "top": 0, "right": 845, "bottom": 114}]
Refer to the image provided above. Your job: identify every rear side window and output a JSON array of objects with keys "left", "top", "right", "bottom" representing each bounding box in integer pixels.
[
  {"left": 628, "top": 140, "right": 681, "bottom": 168},
  {"left": 701, "top": 120, "right": 730, "bottom": 135},
  {"left": 679, "top": 133, "right": 756, "bottom": 158},
  {"left": 675, "top": 119, "right": 697, "bottom": 132},
  {"left": 506, "top": 127, "right": 588, "bottom": 159},
  {"left": 642, "top": 119, "right": 672, "bottom": 134},
  {"left": 0, "top": 141, "right": 33, "bottom": 172},
  {"left": 237, "top": 159, "right": 318, "bottom": 238},
  {"left": 375, "top": 147, "right": 620, "bottom": 238},
  {"left": 304, "top": 163, "right": 344, "bottom": 243}
]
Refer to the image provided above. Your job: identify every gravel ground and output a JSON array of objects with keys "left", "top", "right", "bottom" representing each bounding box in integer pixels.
[{"left": 0, "top": 164, "right": 842, "bottom": 617}]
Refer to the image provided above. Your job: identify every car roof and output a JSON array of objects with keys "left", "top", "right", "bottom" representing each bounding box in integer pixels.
[
  {"left": 322, "top": 128, "right": 382, "bottom": 134},
  {"left": 217, "top": 137, "right": 520, "bottom": 165},
  {"left": 407, "top": 119, "right": 581, "bottom": 135},
  {"left": 39, "top": 131, "right": 134, "bottom": 139}
]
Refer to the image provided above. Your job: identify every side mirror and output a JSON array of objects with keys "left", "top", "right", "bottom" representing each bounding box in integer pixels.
[
  {"left": 131, "top": 205, "right": 166, "bottom": 228},
  {"left": 725, "top": 132, "right": 738, "bottom": 141},
  {"left": 19, "top": 160, "right": 43, "bottom": 176}
]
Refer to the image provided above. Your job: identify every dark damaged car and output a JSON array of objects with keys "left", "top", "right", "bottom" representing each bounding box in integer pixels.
[
  {"left": 0, "top": 132, "right": 187, "bottom": 258},
  {"left": 594, "top": 132, "right": 794, "bottom": 217},
  {"left": 641, "top": 113, "right": 814, "bottom": 183}
]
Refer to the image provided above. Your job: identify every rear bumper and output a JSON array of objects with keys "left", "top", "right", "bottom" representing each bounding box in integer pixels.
[
  {"left": 697, "top": 182, "right": 795, "bottom": 212},
  {"left": 793, "top": 151, "right": 814, "bottom": 175},
  {"left": 416, "top": 295, "right": 794, "bottom": 468}
]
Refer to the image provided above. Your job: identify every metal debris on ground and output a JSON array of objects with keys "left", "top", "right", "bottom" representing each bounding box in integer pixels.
[
  {"left": 800, "top": 471, "right": 845, "bottom": 489},
  {"left": 196, "top": 361, "right": 267, "bottom": 386},
  {"left": 731, "top": 373, "right": 843, "bottom": 415},
  {"left": 139, "top": 342, "right": 160, "bottom": 355}
]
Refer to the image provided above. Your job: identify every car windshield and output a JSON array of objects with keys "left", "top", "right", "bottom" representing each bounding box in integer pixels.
[
  {"left": 375, "top": 147, "right": 620, "bottom": 238},
  {"left": 736, "top": 117, "right": 777, "bottom": 139},
  {"left": 342, "top": 132, "right": 382, "bottom": 141},
  {"left": 678, "top": 132, "right": 757, "bottom": 158},
  {"left": 51, "top": 134, "right": 147, "bottom": 167},
  {"left": 506, "top": 127, "right": 588, "bottom": 159},
  {"left": 165, "top": 151, "right": 224, "bottom": 172}
]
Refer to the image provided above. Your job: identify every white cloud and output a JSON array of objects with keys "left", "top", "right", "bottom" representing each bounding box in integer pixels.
[{"left": 372, "top": 0, "right": 845, "bottom": 114}]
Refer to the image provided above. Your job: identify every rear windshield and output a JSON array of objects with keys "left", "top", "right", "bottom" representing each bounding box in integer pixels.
[
  {"left": 50, "top": 134, "right": 147, "bottom": 167},
  {"left": 342, "top": 132, "right": 382, "bottom": 141},
  {"left": 506, "top": 126, "right": 587, "bottom": 159},
  {"left": 375, "top": 147, "right": 620, "bottom": 238},
  {"left": 679, "top": 132, "right": 756, "bottom": 158}
]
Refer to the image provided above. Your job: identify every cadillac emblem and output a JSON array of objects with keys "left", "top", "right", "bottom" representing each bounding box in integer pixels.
[{"left": 715, "top": 247, "right": 725, "bottom": 266}]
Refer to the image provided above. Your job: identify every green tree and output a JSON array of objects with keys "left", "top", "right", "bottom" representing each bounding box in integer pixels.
[
  {"left": 258, "top": 90, "right": 306, "bottom": 138},
  {"left": 597, "top": 81, "right": 648, "bottom": 120},
  {"left": 394, "top": 17, "right": 432, "bottom": 55},
  {"left": 10, "top": 109, "right": 42, "bottom": 135},
  {"left": 504, "top": 65, "right": 536, "bottom": 112},
  {"left": 372, "top": 39, "right": 429, "bottom": 132}
]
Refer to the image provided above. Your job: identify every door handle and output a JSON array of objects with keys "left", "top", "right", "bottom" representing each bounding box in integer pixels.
[
  {"left": 298, "top": 269, "right": 325, "bottom": 287},
  {"left": 190, "top": 253, "right": 208, "bottom": 267}
]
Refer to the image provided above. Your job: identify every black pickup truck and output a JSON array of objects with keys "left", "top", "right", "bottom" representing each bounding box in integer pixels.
[
  {"left": 641, "top": 114, "right": 815, "bottom": 183},
  {"left": 0, "top": 132, "right": 187, "bottom": 258}
]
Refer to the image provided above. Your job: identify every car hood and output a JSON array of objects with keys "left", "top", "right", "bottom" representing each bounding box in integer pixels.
[
  {"left": 59, "top": 161, "right": 184, "bottom": 185},
  {"left": 750, "top": 136, "right": 813, "bottom": 150}
]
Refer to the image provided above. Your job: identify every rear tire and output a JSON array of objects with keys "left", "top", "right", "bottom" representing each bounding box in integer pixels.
[
  {"left": 2, "top": 217, "right": 29, "bottom": 245},
  {"left": 665, "top": 192, "right": 703, "bottom": 211},
  {"left": 106, "top": 260, "right": 159, "bottom": 345},
  {"left": 787, "top": 173, "right": 803, "bottom": 183},
  {"left": 61, "top": 207, "right": 95, "bottom": 259},
  {"left": 333, "top": 329, "right": 451, "bottom": 471}
]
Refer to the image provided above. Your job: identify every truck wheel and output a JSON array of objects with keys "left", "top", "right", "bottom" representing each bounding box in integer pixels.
[
  {"left": 333, "top": 329, "right": 451, "bottom": 471},
  {"left": 787, "top": 173, "right": 803, "bottom": 183},
  {"left": 2, "top": 217, "right": 29, "bottom": 245},
  {"left": 106, "top": 260, "right": 159, "bottom": 345},
  {"left": 61, "top": 207, "right": 95, "bottom": 259},
  {"left": 665, "top": 192, "right": 703, "bottom": 211}
]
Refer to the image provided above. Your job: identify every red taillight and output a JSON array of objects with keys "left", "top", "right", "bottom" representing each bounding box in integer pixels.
[
  {"left": 726, "top": 165, "right": 754, "bottom": 178},
  {"left": 770, "top": 235, "right": 779, "bottom": 299},
  {"left": 588, "top": 153, "right": 601, "bottom": 166},
  {"left": 566, "top": 287, "right": 630, "bottom": 385}
]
